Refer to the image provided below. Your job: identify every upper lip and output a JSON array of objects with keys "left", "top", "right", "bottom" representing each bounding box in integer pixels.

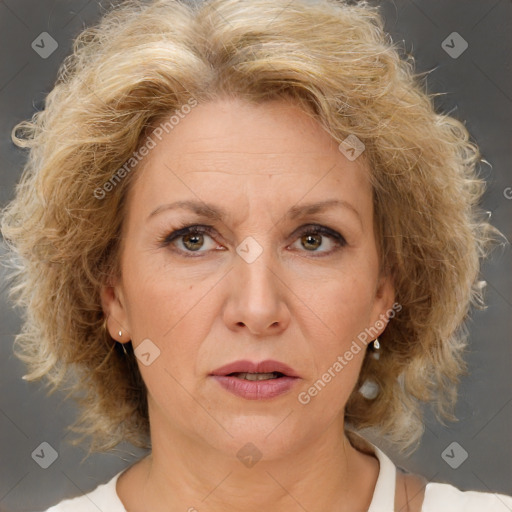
[{"left": 210, "top": 359, "right": 300, "bottom": 378}]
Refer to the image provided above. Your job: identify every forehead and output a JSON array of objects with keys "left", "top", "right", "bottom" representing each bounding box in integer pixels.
[
  {"left": 127, "top": 97, "right": 372, "bottom": 222},
  {"left": 149, "top": 97, "right": 363, "bottom": 166}
]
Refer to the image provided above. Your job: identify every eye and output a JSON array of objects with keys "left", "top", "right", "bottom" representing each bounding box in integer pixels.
[
  {"left": 159, "top": 224, "right": 220, "bottom": 256},
  {"left": 290, "top": 225, "right": 347, "bottom": 255},
  {"left": 159, "top": 223, "right": 346, "bottom": 257}
]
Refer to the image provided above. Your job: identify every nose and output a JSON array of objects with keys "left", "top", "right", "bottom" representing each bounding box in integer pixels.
[{"left": 222, "top": 241, "right": 291, "bottom": 337}]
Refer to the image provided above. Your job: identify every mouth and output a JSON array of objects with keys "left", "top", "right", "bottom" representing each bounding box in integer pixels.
[
  {"left": 209, "top": 360, "right": 300, "bottom": 400},
  {"left": 210, "top": 359, "right": 300, "bottom": 378},
  {"left": 226, "top": 371, "right": 286, "bottom": 381}
]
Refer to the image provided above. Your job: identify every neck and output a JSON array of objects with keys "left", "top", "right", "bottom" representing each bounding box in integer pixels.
[{"left": 124, "top": 416, "right": 380, "bottom": 512}]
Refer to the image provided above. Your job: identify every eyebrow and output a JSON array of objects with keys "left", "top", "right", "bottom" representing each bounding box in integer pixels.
[{"left": 147, "top": 198, "right": 362, "bottom": 227}]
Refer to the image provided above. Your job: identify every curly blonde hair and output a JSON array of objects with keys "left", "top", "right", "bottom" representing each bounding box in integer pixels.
[{"left": 0, "top": 0, "right": 503, "bottom": 455}]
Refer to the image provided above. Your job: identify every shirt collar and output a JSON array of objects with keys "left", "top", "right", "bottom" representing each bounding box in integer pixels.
[{"left": 367, "top": 442, "right": 397, "bottom": 511}]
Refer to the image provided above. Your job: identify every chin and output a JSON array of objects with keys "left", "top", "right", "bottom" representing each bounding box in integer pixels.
[{"left": 198, "top": 414, "right": 312, "bottom": 462}]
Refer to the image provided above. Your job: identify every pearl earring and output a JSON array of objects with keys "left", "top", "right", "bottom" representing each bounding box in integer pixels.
[
  {"left": 118, "top": 330, "right": 122, "bottom": 338},
  {"left": 359, "top": 379, "right": 379, "bottom": 399}
]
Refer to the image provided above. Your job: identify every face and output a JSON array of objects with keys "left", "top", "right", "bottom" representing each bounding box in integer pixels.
[{"left": 101, "top": 97, "right": 394, "bottom": 460}]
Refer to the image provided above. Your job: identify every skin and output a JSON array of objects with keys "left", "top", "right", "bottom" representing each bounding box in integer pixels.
[{"left": 101, "top": 97, "right": 395, "bottom": 512}]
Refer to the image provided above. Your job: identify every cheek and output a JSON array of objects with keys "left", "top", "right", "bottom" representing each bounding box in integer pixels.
[
  {"left": 122, "top": 258, "right": 215, "bottom": 379},
  {"left": 312, "top": 268, "right": 377, "bottom": 343},
  {"left": 297, "top": 265, "right": 377, "bottom": 400},
  {"left": 123, "top": 271, "right": 208, "bottom": 412},
  {"left": 296, "top": 338, "right": 366, "bottom": 420},
  {"left": 297, "top": 292, "right": 370, "bottom": 414},
  {"left": 121, "top": 240, "right": 190, "bottom": 334}
]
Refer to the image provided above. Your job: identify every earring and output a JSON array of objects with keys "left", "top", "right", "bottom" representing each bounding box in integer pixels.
[
  {"left": 359, "top": 378, "right": 379, "bottom": 399},
  {"left": 117, "top": 330, "right": 128, "bottom": 355},
  {"left": 371, "top": 337, "right": 380, "bottom": 360}
]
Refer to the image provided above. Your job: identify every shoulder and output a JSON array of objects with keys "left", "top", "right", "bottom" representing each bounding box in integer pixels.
[
  {"left": 422, "top": 481, "right": 512, "bottom": 512},
  {"left": 38, "top": 470, "right": 126, "bottom": 512}
]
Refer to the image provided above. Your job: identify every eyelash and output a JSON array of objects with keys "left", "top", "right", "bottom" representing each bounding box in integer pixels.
[{"left": 158, "top": 222, "right": 347, "bottom": 258}]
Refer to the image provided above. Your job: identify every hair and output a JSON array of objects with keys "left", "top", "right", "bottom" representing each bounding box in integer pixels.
[{"left": 0, "top": 0, "right": 504, "bottom": 455}]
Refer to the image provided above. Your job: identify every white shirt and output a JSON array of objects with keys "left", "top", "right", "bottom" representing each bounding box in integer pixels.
[{"left": 40, "top": 442, "right": 512, "bottom": 512}]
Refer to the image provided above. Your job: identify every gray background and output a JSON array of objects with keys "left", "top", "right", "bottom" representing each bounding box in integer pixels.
[{"left": 0, "top": 1, "right": 511, "bottom": 511}]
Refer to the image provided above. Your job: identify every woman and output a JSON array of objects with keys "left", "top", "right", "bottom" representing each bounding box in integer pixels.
[{"left": 1, "top": 0, "right": 510, "bottom": 510}]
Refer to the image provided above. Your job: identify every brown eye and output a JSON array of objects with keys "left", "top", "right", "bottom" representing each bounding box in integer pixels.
[
  {"left": 301, "top": 233, "right": 322, "bottom": 251},
  {"left": 182, "top": 232, "right": 206, "bottom": 251},
  {"left": 160, "top": 223, "right": 346, "bottom": 258},
  {"left": 290, "top": 225, "right": 347, "bottom": 255},
  {"left": 160, "top": 225, "right": 220, "bottom": 257}
]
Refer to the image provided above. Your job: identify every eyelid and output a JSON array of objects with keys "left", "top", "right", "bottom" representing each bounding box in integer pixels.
[
  {"left": 290, "top": 224, "right": 346, "bottom": 243},
  {"left": 159, "top": 224, "right": 217, "bottom": 248},
  {"left": 159, "top": 223, "right": 347, "bottom": 255}
]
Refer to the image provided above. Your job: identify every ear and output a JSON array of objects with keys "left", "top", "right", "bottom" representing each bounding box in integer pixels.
[
  {"left": 100, "top": 276, "right": 131, "bottom": 344},
  {"left": 369, "top": 271, "right": 396, "bottom": 339}
]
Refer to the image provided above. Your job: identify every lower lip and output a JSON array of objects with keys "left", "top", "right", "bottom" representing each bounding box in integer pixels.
[{"left": 210, "top": 375, "right": 299, "bottom": 400}]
